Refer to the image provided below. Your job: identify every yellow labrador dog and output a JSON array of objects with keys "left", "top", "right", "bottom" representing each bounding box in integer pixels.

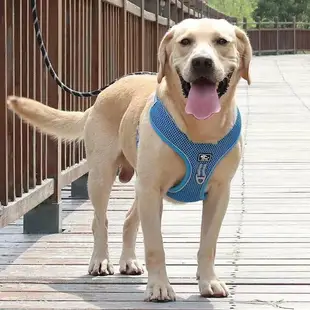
[{"left": 8, "top": 18, "right": 252, "bottom": 302}]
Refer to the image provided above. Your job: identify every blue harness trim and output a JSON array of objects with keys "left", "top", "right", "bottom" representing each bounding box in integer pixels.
[{"left": 137, "top": 96, "right": 242, "bottom": 203}]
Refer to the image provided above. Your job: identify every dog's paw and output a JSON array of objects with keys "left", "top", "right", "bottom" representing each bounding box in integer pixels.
[
  {"left": 119, "top": 257, "right": 144, "bottom": 275},
  {"left": 144, "top": 280, "right": 176, "bottom": 302},
  {"left": 199, "top": 278, "right": 230, "bottom": 298},
  {"left": 88, "top": 257, "right": 114, "bottom": 276}
]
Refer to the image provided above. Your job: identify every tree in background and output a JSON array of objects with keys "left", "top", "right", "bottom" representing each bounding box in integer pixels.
[
  {"left": 253, "top": 0, "right": 310, "bottom": 22},
  {"left": 207, "top": 0, "right": 258, "bottom": 22},
  {"left": 207, "top": 0, "right": 310, "bottom": 23}
]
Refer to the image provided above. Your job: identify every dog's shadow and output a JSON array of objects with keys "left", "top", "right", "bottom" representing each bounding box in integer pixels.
[{"left": 48, "top": 273, "right": 221, "bottom": 309}]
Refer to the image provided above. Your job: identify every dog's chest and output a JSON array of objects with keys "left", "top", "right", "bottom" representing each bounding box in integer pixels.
[{"left": 137, "top": 97, "right": 242, "bottom": 203}]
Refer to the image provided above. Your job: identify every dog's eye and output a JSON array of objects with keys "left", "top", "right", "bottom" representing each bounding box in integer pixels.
[
  {"left": 216, "top": 38, "right": 228, "bottom": 45},
  {"left": 180, "top": 38, "right": 192, "bottom": 46}
]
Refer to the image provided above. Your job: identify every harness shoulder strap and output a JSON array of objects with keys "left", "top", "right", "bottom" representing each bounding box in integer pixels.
[{"left": 149, "top": 96, "right": 242, "bottom": 203}]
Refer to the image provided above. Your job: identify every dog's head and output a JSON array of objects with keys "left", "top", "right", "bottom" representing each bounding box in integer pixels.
[{"left": 157, "top": 18, "right": 252, "bottom": 119}]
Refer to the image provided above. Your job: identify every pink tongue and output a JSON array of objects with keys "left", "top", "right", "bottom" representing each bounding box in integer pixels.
[{"left": 185, "top": 83, "right": 220, "bottom": 120}]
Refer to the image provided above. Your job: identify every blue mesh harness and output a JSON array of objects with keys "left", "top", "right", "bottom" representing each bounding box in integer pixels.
[{"left": 137, "top": 96, "right": 242, "bottom": 203}]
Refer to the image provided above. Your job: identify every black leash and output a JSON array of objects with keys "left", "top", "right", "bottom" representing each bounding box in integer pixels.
[{"left": 30, "top": 0, "right": 156, "bottom": 97}]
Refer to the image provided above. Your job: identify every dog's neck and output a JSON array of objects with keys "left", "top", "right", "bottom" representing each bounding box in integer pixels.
[{"left": 157, "top": 71, "right": 240, "bottom": 144}]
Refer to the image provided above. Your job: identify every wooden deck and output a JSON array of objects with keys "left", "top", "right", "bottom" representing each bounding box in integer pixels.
[{"left": 1, "top": 54, "right": 310, "bottom": 309}]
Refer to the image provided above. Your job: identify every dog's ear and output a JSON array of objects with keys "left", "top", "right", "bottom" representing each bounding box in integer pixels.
[
  {"left": 157, "top": 27, "right": 175, "bottom": 83},
  {"left": 235, "top": 26, "right": 252, "bottom": 85}
]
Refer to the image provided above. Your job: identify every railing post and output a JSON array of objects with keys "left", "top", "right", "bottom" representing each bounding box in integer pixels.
[
  {"left": 202, "top": 1, "right": 207, "bottom": 17},
  {"left": 23, "top": 0, "right": 62, "bottom": 234},
  {"left": 91, "top": 0, "right": 102, "bottom": 92},
  {"left": 181, "top": 0, "right": 184, "bottom": 21},
  {"left": 167, "top": 0, "right": 171, "bottom": 29},
  {"left": 140, "top": 0, "right": 145, "bottom": 70},
  {"left": 293, "top": 16, "right": 297, "bottom": 54},
  {"left": 71, "top": 174, "right": 89, "bottom": 199},
  {"left": 120, "top": 0, "right": 127, "bottom": 75},
  {"left": 172, "top": 0, "right": 178, "bottom": 23},
  {"left": 0, "top": 0, "right": 8, "bottom": 207},
  {"left": 97, "top": 0, "right": 103, "bottom": 85},
  {"left": 199, "top": 0, "right": 203, "bottom": 18},
  {"left": 188, "top": 0, "right": 192, "bottom": 18},
  {"left": 257, "top": 17, "right": 262, "bottom": 56},
  {"left": 275, "top": 16, "right": 279, "bottom": 55},
  {"left": 155, "top": 0, "right": 159, "bottom": 41},
  {"left": 193, "top": 0, "right": 195, "bottom": 18},
  {"left": 243, "top": 17, "right": 247, "bottom": 31}
]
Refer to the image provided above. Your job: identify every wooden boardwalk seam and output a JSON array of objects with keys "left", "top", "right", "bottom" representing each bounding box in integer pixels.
[{"left": 1, "top": 55, "right": 310, "bottom": 309}]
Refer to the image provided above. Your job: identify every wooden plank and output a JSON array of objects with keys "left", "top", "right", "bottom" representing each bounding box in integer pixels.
[
  {"left": 1, "top": 283, "right": 310, "bottom": 294},
  {"left": 0, "top": 291, "right": 233, "bottom": 302},
  {"left": 4, "top": 233, "right": 310, "bottom": 244},
  {"left": 0, "top": 257, "right": 233, "bottom": 266},
  {"left": 4, "top": 264, "right": 310, "bottom": 278},
  {"left": 3, "top": 290, "right": 310, "bottom": 303},
  {"left": 0, "top": 300, "right": 231, "bottom": 310},
  {"left": 2, "top": 275, "right": 310, "bottom": 286}
]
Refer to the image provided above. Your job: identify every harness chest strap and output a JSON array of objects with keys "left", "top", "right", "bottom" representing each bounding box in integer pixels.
[{"left": 137, "top": 96, "right": 242, "bottom": 203}]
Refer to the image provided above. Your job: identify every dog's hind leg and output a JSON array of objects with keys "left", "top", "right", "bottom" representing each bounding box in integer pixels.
[
  {"left": 119, "top": 197, "right": 144, "bottom": 275},
  {"left": 84, "top": 118, "right": 119, "bottom": 276},
  {"left": 87, "top": 161, "right": 118, "bottom": 276}
]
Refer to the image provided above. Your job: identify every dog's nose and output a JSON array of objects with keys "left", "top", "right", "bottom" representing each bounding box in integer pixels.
[{"left": 191, "top": 57, "right": 214, "bottom": 75}]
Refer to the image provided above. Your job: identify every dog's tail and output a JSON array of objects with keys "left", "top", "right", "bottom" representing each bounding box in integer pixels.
[{"left": 7, "top": 96, "right": 90, "bottom": 141}]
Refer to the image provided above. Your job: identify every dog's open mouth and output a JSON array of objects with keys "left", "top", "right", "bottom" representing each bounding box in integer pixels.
[{"left": 179, "top": 73, "right": 232, "bottom": 120}]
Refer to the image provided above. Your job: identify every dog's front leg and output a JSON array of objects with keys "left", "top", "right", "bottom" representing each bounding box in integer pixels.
[
  {"left": 197, "top": 182, "right": 231, "bottom": 297},
  {"left": 136, "top": 180, "right": 176, "bottom": 302},
  {"left": 119, "top": 197, "right": 144, "bottom": 275}
]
